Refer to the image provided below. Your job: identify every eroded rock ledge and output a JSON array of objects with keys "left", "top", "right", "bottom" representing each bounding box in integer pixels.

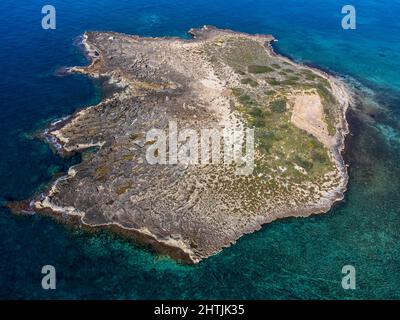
[{"left": 19, "top": 26, "right": 351, "bottom": 263}]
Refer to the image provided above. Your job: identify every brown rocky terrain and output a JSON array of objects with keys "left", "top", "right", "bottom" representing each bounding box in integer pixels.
[{"left": 14, "top": 26, "right": 351, "bottom": 263}]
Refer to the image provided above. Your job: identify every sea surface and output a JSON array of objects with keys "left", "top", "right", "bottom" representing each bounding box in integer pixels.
[{"left": 0, "top": 0, "right": 399, "bottom": 299}]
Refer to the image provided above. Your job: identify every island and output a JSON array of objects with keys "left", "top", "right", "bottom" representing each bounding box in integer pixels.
[{"left": 14, "top": 26, "right": 351, "bottom": 263}]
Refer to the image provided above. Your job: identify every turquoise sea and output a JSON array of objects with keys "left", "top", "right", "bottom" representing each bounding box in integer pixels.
[{"left": 0, "top": 0, "right": 399, "bottom": 299}]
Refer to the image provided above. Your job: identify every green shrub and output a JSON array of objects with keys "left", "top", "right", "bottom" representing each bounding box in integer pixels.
[
  {"left": 266, "top": 78, "right": 280, "bottom": 86},
  {"left": 249, "top": 107, "right": 266, "bottom": 127},
  {"left": 311, "top": 149, "right": 329, "bottom": 164},
  {"left": 294, "top": 155, "right": 313, "bottom": 170},
  {"left": 240, "top": 77, "right": 259, "bottom": 87},
  {"left": 270, "top": 98, "right": 287, "bottom": 113},
  {"left": 281, "top": 75, "right": 300, "bottom": 86},
  {"left": 248, "top": 65, "right": 274, "bottom": 74}
]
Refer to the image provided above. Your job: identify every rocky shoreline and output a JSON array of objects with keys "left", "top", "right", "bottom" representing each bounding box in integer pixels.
[{"left": 10, "top": 26, "right": 352, "bottom": 264}]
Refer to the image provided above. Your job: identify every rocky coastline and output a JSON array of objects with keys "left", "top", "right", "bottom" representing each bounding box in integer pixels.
[{"left": 10, "top": 26, "right": 352, "bottom": 263}]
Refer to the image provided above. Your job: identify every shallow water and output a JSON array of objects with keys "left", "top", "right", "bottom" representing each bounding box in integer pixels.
[{"left": 0, "top": 0, "right": 399, "bottom": 299}]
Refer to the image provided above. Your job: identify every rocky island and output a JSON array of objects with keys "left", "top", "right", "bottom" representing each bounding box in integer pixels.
[{"left": 18, "top": 26, "right": 351, "bottom": 263}]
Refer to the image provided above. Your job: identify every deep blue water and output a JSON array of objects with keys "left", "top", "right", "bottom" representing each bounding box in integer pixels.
[{"left": 0, "top": 0, "right": 400, "bottom": 299}]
